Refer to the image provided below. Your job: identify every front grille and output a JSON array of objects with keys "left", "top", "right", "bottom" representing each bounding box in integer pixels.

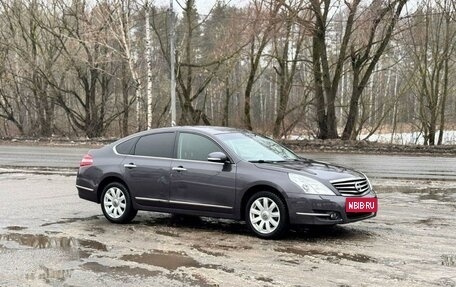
[{"left": 331, "top": 177, "right": 371, "bottom": 197}]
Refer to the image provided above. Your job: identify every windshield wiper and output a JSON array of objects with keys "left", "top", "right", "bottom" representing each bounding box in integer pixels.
[{"left": 248, "top": 160, "right": 287, "bottom": 163}]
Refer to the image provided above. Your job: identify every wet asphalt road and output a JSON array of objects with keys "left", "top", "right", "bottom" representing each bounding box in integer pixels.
[
  {"left": 1, "top": 144, "right": 456, "bottom": 286},
  {"left": 0, "top": 174, "right": 455, "bottom": 286},
  {"left": 1, "top": 144, "right": 456, "bottom": 180}
]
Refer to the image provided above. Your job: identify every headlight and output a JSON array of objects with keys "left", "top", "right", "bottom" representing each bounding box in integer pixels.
[{"left": 288, "top": 173, "right": 335, "bottom": 195}]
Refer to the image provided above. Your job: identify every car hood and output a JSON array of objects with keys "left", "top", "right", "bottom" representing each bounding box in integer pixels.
[{"left": 253, "top": 159, "right": 363, "bottom": 182}]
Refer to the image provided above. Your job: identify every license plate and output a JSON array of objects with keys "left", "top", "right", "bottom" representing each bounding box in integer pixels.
[{"left": 345, "top": 197, "right": 378, "bottom": 213}]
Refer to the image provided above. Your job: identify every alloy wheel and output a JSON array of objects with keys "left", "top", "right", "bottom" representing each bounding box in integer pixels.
[
  {"left": 103, "top": 187, "right": 127, "bottom": 219},
  {"left": 249, "top": 197, "right": 281, "bottom": 234}
]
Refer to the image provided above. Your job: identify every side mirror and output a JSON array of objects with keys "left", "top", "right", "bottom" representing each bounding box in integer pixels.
[{"left": 208, "top": 152, "right": 228, "bottom": 163}]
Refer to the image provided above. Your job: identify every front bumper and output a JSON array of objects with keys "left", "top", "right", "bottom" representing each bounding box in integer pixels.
[{"left": 287, "top": 191, "right": 377, "bottom": 225}]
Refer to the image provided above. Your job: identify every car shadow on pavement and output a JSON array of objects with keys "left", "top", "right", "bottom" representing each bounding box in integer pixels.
[
  {"left": 130, "top": 213, "right": 373, "bottom": 241},
  {"left": 140, "top": 214, "right": 249, "bottom": 236},
  {"left": 287, "top": 225, "right": 374, "bottom": 242}
]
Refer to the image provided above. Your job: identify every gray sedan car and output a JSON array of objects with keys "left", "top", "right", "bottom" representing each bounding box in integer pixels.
[{"left": 76, "top": 126, "right": 377, "bottom": 238}]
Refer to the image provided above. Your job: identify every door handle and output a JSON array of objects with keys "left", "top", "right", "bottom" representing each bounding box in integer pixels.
[
  {"left": 124, "top": 163, "right": 137, "bottom": 169},
  {"left": 172, "top": 166, "right": 187, "bottom": 172}
]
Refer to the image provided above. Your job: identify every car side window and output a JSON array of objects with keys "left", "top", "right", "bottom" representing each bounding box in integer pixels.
[
  {"left": 177, "top": 133, "right": 222, "bottom": 161},
  {"left": 134, "top": 133, "right": 175, "bottom": 158},
  {"left": 115, "top": 137, "right": 138, "bottom": 155}
]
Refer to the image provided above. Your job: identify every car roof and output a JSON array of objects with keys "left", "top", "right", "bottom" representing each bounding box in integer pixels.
[
  {"left": 176, "top": 126, "right": 243, "bottom": 135},
  {"left": 113, "top": 126, "right": 247, "bottom": 145},
  {"left": 140, "top": 125, "right": 244, "bottom": 135}
]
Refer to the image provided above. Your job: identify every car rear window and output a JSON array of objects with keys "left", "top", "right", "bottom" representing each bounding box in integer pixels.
[{"left": 134, "top": 133, "right": 175, "bottom": 158}]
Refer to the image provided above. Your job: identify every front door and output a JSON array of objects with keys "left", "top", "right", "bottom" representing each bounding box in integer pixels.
[{"left": 169, "top": 132, "right": 236, "bottom": 214}]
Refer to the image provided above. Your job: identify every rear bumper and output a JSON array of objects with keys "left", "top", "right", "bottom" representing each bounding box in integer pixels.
[
  {"left": 76, "top": 184, "right": 98, "bottom": 203},
  {"left": 287, "top": 192, "right": 377, "bottom": 225},
  {"left": 76, "top": 166, "right": 100, "bottom": 203}
]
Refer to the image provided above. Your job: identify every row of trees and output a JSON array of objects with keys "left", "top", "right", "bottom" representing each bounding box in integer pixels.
[{"left": 0, "top": 0, "right": 455, "bottom": 145}]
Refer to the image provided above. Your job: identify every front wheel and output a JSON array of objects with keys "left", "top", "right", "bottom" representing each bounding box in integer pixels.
[
  {"left": 101, "top": 182, "right": 137, "bottom": 224},
  {"left": 245, "top": 191, "right": 288, "bottom": 239}
]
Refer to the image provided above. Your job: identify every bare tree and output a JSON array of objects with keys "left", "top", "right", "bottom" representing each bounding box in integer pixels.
[
  {"left": 272, "top": 0, "right": 309, "bottom": 138},
  {"left": 405, "top": 0, "right": 456, "bottom": 145},
  {"left": 242, "top": 0, "right": 281, "bottom": 130}
]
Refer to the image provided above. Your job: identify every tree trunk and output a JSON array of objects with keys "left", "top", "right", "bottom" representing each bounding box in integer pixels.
[
  {"left": 145, "top": 1, "right": 154, "bottom": 129},
  {"left": 222, "top": 77, "right": 231, "bottom": 126},
  {"left": 312, "top": 35, "right": 327, "bottom": 139},
  {"left": 342, "top": 72, "right": 362, "bottom": 140}
]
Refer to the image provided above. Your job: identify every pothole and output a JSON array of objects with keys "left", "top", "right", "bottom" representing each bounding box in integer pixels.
[
  {"left": 121, "top": 250, "right": 201, "bottom": 270},
  {"left": 0, "top": 233, "right": 107, "bottom": 258},
  {"left": 82, "top": 262, "right": 161, "bottom": 277},
  {"left": 276, "top": 247, "right": 376, "bottom": 263}
]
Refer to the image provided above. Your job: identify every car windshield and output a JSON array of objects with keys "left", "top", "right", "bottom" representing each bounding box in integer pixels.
[{"left": 217, "top": 132, "right": 299, "bottom": 162}]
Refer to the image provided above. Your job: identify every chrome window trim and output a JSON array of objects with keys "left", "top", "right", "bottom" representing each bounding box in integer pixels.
[
  {"left": 169, "top": 200, "right": 232, "bottom": 209},
  {"left": 171, "top": 158, "right": 226, "bottom": 165},
  {"left": 120, "top": 154, "right": 228, "bottom": 166},
  {"left": 76, "top": 185, "right": 94, "bottom": 192},
  {"left": 135, "top": 197, "right": 232, "bottom": 209},
  {"left": 112, "top": 132, "right": 234, "bottom": 165},
  {"left": 122, "top": 153, "right": 174, "bottom": 161},
  {"left": 136, "top": 197, "right": 168, "bottom": 203}
]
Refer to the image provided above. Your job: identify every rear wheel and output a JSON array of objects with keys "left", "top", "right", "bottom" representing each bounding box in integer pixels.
[
  {"left": 101, "top": 182, "right": 137, "bottom": 223},
  {"left": 245, "top": 191, "right": 288, "bottom": 239}
]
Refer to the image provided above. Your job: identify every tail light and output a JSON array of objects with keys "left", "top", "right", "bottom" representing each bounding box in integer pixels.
[{"left": 80, "top": 154, "right": 93, "bottom": 167}]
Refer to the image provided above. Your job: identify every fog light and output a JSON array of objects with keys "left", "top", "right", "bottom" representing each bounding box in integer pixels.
[{"left": 330, "top": 212, "right": 339, "bottom": 220}]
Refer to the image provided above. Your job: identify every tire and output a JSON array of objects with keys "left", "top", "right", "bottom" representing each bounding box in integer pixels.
[
  {"left": 245, "top": 191, "right": 288, "bottom": 239},
  {"left": 101, "top": 182, "right": 137, "bottom": 224}
]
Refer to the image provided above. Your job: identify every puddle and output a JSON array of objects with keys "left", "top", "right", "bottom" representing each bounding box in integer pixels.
[
  {"left": 26, "top": 266, "right": 72, "bottom": 284},
  {"left": 276, "top": 247, "right": 375, "bottom": 263},
  {"left": 0, "top": 233, "right": 106, "bottom": 259},
  {"left": 0, "top": 233, "right": 77, "bottom": 250},
  {"left": 5, "top": 226, "right": 27, "bottom": 231},
  {"left": 121, "top": 250, "right": 201, "bottom": 270},
  {"left": 442, "top": 254, "right": 456, "bottom": 267},
  {"left": 78, "top": 239, "right": 108, "bottom": 251},
  {"left": 82, "top": 262, "right": 161, "bottom": 277},
  {"left": 121, "top": 250, "right": 234, "bottom": 274}
]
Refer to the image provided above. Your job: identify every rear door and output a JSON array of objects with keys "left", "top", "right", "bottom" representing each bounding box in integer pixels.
[
  {"left": 122, "top": 132, "right": 175, "bottom": 208},
  {"left": 169, "top": 132, "right": 236, "bottom": 214}
]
